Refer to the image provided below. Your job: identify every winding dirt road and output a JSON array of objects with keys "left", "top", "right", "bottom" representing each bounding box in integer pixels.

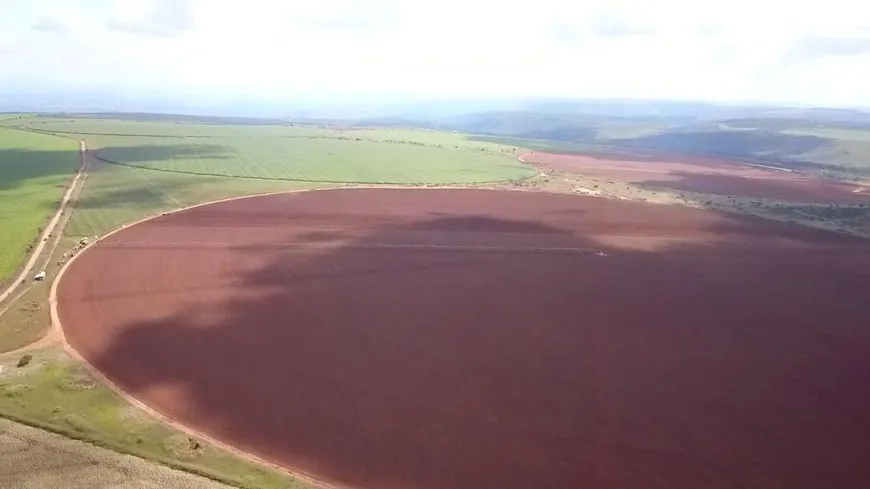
[{"left": 0, "top": 140, "right": 87, "bottom": 305}]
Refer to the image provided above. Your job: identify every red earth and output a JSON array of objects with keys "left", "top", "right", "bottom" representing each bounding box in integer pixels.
[
  {"left": 524, "top": 151, "right": 870, "bottom": 203},
  {"left": 58, "top": 188, "right": 870, "bottom": 489}
]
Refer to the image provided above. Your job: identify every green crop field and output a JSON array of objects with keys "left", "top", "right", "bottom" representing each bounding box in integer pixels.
[
  {"left": 0, "top": 127, "right": 79, "bottom": 283},
  {"left": 25, "top": 119, "right": 534, "bottom": 185},
  {"left": 65, "top": 160, "right": 328, "bottom": 238}
]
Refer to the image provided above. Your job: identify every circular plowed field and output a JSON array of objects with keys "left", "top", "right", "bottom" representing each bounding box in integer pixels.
[{"left": 58, "top": 189, "right": 870, "bottom": 489}]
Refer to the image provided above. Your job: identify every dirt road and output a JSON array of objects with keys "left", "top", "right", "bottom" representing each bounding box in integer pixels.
[{"left": 0, "top": 140, "right": 87, "bottom": 305}]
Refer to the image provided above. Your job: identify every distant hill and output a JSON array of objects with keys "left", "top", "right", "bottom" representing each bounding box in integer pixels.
[
  {"left": 435, "top": 111, "right": 630, "bottom": 141},
  {"left": 46, "top": 112, "right": 289, "bottom": 126},
  {"left": 10, "top": 95, "right": 870, "bottom": 180},
  {"left": 414, "top": 108, "right": 870, "bottom": 180}
]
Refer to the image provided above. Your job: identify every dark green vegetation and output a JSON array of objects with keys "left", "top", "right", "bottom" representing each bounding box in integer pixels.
[{"left": 0, "top": 127, "right": 79, "bottom": 283}]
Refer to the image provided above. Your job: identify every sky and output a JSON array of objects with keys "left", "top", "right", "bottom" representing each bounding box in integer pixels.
[{"left": 3, "top": 0, "right": 870, "bottom": 108}]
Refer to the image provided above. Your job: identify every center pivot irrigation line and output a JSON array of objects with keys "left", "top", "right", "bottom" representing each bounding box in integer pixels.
[{"left": 95, "top": 241, "right": 613, "bottom": 256}]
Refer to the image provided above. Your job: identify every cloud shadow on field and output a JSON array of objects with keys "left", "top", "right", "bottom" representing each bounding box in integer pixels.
[
  {"left": 614, "top": 129, "right": 831, "bottom": 161},
  {"left": 92, "top": 144, "right": 230, "bottom": 167},
  {"left": 0, "top": 148, "right": 81, "bottom": 194},
  {"left": 0, "top": 143, "right": 230, "bottom": 195},
  {"left": 61, "top": 189, "right": 870, "bottom": 489}
]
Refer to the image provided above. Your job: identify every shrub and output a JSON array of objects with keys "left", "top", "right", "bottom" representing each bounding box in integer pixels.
[
  {"left": 163, "top": 434, "right": 204, "bottom": 460},
  {"left": 17, "top": 354, "right": 32, "bottom": 368}
]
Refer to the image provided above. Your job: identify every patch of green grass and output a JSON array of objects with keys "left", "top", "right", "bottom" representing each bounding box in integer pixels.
[
  {"left": 0, "top": 273, "right": 53, "bottom": 351},
  {"left": 0, "top": 127, "right": 79, "bottom": 283},
  {"left": 0, "top": 349, "right": 308, "bottom": 489}
]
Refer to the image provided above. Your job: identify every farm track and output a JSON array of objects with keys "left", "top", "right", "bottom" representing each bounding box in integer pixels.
[
  {"left": 0, "top": 142, "right": 92, "bottom": 357},
  {"left": 0, "top": 140, "right": 88, "bottom": 307},
  {"left": 56, "top": 188, "right": 870, "bottom": 489}
]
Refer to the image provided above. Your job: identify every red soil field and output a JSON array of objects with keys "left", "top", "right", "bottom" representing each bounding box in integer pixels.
[
  {"left": 525, "top": 151, "right": 870, "bottom": 203},
  {"left": 58, "top": 189, "right": 870, "bottom": 489}
]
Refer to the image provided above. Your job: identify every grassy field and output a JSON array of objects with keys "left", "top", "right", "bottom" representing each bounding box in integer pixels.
[
  {"left": 0, "top": 127, "right": 79, "bottom": 284},
  {"left": 65, "top": 160, "right": 330, "bottom": 239},
  {"left": 0, "top": 417, "right": 235, "bottom": 489},
  {"left": 25, "top": 119, "right": 533, "bottom": 185},
  {"left": 0, "top": 349, "right": 307, "bottom": 489}
]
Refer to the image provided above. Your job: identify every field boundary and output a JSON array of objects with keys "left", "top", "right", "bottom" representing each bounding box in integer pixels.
[
  {"left": 55, "top": 187, "right": 870, "bottom": 489},
  {"left": 6, "top": 151, "right": 535, "bottom": 355},
  {"left": 48, "top": 189, "right": 372, "bottom": 488},
  {"left": 0, "top": 410, "right": 253, "bottom": 488},
  {"left": 45, "top": 186, "right": 545, "bottom": 489}
]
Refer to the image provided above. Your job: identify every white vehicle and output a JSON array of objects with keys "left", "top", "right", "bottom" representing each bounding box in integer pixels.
[{"left": 34, "top": 271, "right": 46, "bottom": 281}]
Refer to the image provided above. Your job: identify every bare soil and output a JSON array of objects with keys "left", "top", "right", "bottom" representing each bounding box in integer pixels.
[
  {"left": 524, "top": 151, "right": 870, "bottom": 203},
  {"left": 57, "top": 188, "right": 870, "bottom": 489}
]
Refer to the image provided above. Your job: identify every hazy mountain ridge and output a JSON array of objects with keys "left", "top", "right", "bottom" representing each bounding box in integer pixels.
[{"left": 9, "top": 94, "right": 870, "bottom": 179}]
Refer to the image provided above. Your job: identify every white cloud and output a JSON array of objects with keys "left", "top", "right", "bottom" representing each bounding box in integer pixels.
[
  {"left": 2, "top": 0, "right": 870, "bottom": 107},
  {"left": 105, "top": 0, "right": 196, "bottom": 37}
]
